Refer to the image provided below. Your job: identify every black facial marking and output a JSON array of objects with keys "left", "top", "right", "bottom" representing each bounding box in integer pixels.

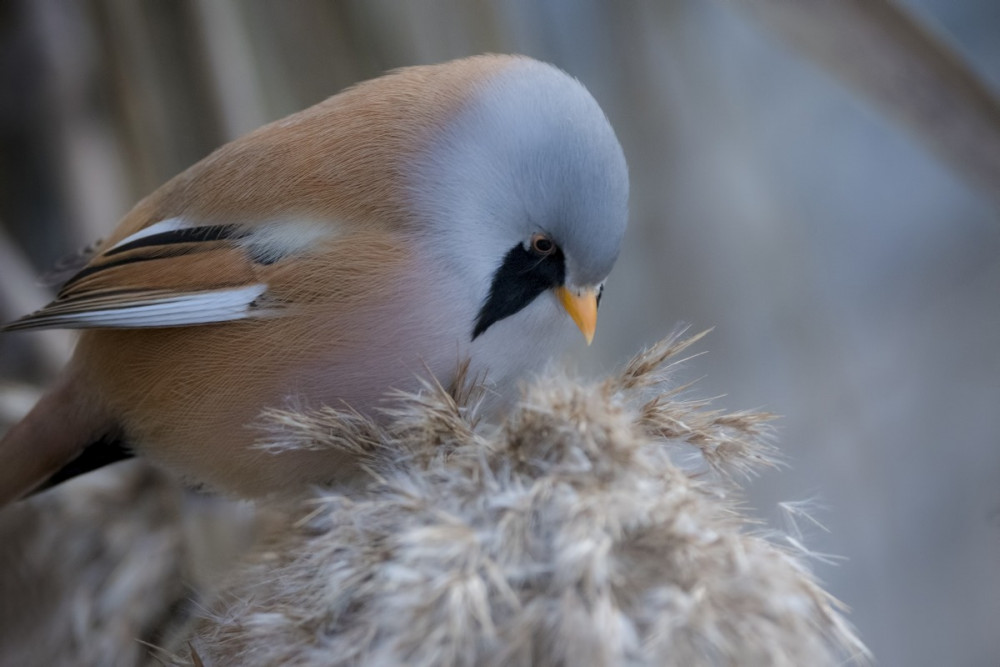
[{"left": 472, "top": 242, "right": 565, "bottom": 340}]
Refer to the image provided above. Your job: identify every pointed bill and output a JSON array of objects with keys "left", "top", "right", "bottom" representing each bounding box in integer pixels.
[{"left": 556, "top": 286, "right": 598, "bottom": 345}]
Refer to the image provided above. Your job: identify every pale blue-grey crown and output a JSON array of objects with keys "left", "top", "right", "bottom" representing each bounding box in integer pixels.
[{"left": 410, "top": 58, "right": 629, "bottom": 292}]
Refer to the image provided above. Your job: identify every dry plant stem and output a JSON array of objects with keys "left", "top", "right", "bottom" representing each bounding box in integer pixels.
[
  {"left": 0, "top": 466, "right": 192, "bottom": 667},
  {"left": 176, "top": 332, "right": 870, "bottom": 667},
  {"left": 189, "top": 0, "right": 269, "bottom": 139},
  {"left": 734, "top": 0, "right": 1000, "bottom": 207},
  {"left": 0, "top": 462, "right": 258, "bottom": 667}
]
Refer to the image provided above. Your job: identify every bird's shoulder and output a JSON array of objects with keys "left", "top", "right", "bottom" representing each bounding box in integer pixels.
[{"left": 3, "top": 212, "right": 408, "bottom": 332}]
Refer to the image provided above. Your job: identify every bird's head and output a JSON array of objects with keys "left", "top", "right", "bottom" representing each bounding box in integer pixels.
[{"left": 408, "top": 56, "right": 628, "bottom": 347}]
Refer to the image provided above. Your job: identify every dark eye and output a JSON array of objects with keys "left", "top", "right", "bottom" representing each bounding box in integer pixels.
[{"left": 530, "top": 234, "right": 555, "bottom": 256}]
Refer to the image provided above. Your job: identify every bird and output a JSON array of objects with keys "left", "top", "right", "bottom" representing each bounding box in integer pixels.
[{"left": 0, "top": 54, "right": 628, "bottom": 504}]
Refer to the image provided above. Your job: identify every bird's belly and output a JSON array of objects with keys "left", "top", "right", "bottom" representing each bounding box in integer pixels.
[
  {"left": 75, "top": 297, "right": 463, "bottom": 496},
  {"left": 76, "top": 281, "right": 575, "bottom": 497}
]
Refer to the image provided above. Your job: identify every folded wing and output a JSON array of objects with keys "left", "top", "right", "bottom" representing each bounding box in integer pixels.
[{"left": 2, "top": 217, "right": 337, "bottom": 331}]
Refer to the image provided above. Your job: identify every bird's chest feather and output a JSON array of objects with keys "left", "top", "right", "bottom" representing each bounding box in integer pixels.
[
  {"left": 292, "top": 263, "right": 576, "bottom": 418},
  {"left": 75, "top": 258, "right": 572, "bottom": 495}
]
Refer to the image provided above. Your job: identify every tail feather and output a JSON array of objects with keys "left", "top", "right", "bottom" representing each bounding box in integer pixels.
[
  {"left": 28, "top": 434, "right": 133, "bottom": 497},
  {"left": 0, "top": 371, "right": 114, "bottom": 506}
]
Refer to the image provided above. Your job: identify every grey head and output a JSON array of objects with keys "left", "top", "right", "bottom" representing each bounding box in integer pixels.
[{"left": 408, "top": 57, "right": 629, "bottom": 343}]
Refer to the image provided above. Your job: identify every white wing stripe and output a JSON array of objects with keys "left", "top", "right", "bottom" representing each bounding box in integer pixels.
[
  {"left": 107, "top": 218, "right": 191, "bottom": 251},
  {"left": 33, "top": 284, "right": 268, "bottom": 328}
]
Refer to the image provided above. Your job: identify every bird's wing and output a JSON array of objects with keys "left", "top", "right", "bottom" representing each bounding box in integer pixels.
[
  {"left": 39, "top": 237, "right": 105, "bottom": 287},
  {"left": 3, "top": 217, "right": 337, "bottom": 331}
]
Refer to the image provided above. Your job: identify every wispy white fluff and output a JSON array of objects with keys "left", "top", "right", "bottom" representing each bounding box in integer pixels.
[
  {"left": 176, "top": 331, "right": 870, "bottom": 667},
  {"left": 238, "top": 219, "right": 339, "bottom": 264}
]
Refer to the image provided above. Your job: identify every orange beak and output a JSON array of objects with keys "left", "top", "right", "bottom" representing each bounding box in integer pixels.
[{"left": 555, "top": 286, "right": 599, "bottom": 345}]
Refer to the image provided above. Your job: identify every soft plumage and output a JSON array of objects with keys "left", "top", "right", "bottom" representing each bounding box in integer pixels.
[{"left": 0, "top": 55, "right": 628, "bottom": 501}]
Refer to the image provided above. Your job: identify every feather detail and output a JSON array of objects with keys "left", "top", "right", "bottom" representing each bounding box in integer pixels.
[
  {"left": 40, "top": 238, "right": 106, "bottom": 287},
  {"left": 4, "top": 56, "right": 523, "bottom": 334},
  {"left": 3, "top": 285, "right": 269, "bottom": 330},
  {"left": 2, "top": 217, "right": 345, "bottom": 331},
  {"left": 105, "top": 217, "right": 198, "bottom": 252}
]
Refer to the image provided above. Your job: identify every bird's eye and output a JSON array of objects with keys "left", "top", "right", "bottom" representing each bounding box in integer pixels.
[{"left": 530, "top": 234, "right": 556, "bottom": 256}]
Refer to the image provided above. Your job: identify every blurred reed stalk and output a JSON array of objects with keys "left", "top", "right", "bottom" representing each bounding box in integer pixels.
[{"left": 736, "top": 0, "right": 1000, "bottom": 207}]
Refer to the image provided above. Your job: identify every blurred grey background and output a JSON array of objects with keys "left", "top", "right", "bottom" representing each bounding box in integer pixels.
[{"left": 0, "top": 1, "right": 998, "bottom": 664}]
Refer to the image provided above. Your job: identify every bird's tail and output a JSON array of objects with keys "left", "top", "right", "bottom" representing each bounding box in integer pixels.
[{"left": 0, "top": 370, "right": 123, "bottom": 507}]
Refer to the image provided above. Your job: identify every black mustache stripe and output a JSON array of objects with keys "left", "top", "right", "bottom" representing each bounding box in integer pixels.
[{"left": 473, "top": 243, "right": 565, "bottom": 340}]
